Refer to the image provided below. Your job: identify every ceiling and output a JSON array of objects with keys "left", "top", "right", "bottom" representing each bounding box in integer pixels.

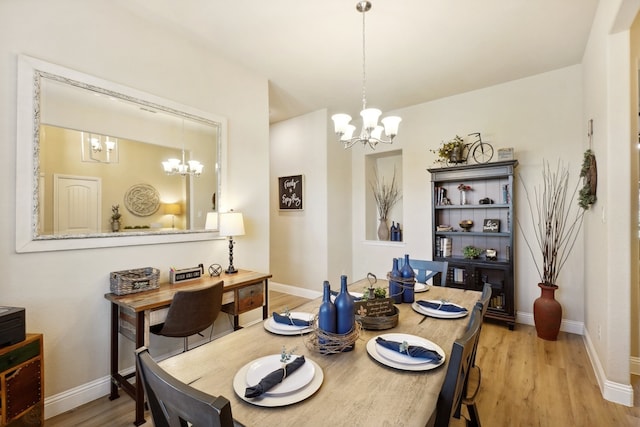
[{"left": 118, "top": 0, "right": 599, "bottom": 124}]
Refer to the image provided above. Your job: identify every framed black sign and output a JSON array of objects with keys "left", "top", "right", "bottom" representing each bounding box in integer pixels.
[
  {"left": 278, "top": 175, "right": 304, "bottom": 210},
  {"left": 482, "top": 219, "right": 500, "bottom": 232}
]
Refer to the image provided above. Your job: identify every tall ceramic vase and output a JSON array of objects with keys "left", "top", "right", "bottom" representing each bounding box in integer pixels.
[
  {"left": 377, "top": 218, "right": 389, "bottom": 241},
  {"left": 533, "top": 283, "right": 562, "bottom": 341}
]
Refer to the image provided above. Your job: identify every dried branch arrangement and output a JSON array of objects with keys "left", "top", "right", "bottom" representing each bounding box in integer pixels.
[
  {"left": 517, "top": 161, "right": 585, "bottom": 286},
  {"left": 370, "top": 167, "right": 401, "bottom": 221}
]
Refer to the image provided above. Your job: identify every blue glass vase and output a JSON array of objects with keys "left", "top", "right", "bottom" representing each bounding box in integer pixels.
[
  {"left": 318, "top": 281, "right": 337, "bottom": 340},
  {"left": 335, "top": 275, "right": 354, "bottom": 334},
  {"left": 400, "top": 254, "right": 416, "bottom": 303},
  {"left": 389, "top": 258, "right": 402, "bottom": 304}
]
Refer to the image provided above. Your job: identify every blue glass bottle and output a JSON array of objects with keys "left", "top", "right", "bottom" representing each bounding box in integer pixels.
[
  {"left": 401, "top": 254, "right": 416, "bottom": 303},
  {"left": 335, "top": 275, "right": 354, "bottom": 334},
  {"left": 318, "top": 281, "right": 337, "bottom": 341},
  {"left": 389, "top": 258, "right": 402, "bottom": 304}
]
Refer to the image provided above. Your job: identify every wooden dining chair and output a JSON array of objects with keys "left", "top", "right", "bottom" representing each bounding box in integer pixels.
[
  {"left": 136, "top": 347, "right": 245, "bottom": 427},
  {"left": 397, "top": 258, "right": 449, "bottom": 286},
  {"left": 433, "top": 305, "right": 483, "bottom": 427},
  {"left": 150, "top": 281, "right": 223, "bottom": 352},
  {"left": 476, "top": 282, "right": 492, "bottom": 317}
]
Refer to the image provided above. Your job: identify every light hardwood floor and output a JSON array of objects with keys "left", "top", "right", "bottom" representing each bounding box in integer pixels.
[{"left": 46, "top": 291, "right": 640, "bottom": 426}]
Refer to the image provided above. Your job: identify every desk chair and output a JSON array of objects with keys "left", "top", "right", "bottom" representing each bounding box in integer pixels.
[
  {"left": 397, "top": 258, "right": 449, "bottom": 286},
  {"left": 433, "top": 305, "right": 483, "bottom": 427},
  {"left": 150, "top": 281, "right": 223, "bottom": 352},
  {"left": 136, "top": 347, "right": 245, "bottom": 427}
]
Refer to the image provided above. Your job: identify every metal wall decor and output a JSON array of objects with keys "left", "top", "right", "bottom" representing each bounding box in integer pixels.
[{"left": 124, "top": 184, "right": 161, "bottom": 217}]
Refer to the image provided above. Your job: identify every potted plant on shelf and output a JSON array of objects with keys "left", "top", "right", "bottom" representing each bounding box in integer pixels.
[
  {"left": 431, "top": 135, "right": 465, "bottom": 165},
  {"left": 370, "top": 167, "right": 401, "bottom": 241},
  {"left": 110, "top": 204, "right": 122, "bottom": 232},
  {"left": 517, "top": 160, "right": 587, "bottom": 341},
  {"left": 462, "top": 246, "right": 483, "bottom": 259}
]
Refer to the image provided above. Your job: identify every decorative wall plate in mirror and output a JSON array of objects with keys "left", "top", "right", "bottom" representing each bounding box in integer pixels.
[{"left": 16, "top": 55, "right": 227, "bottom": 252}]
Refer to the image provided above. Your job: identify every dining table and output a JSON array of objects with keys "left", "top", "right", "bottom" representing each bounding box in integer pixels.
[{"left": 158, "top": 278, "right": 481, "bottom": 427}]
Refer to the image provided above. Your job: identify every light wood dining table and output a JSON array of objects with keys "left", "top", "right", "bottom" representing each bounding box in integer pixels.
[{"left": 159, "top": 279, "right": 481, "bottom": 427}]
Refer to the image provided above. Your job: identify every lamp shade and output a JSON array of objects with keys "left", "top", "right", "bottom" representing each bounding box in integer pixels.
[
  {"left": 164, "top": 203, "right": 182, "bottom": 215},
  {"left": 219, "top": 211, "right": 245, "bottom": 237},
  {"left": 205, "top": 212, "right": 218, "bottom": 230}
]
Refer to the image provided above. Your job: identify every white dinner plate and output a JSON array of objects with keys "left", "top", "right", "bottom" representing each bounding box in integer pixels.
[
  {"left": 366, "top": 334, "right": 445, "bottom": 371},
  {"left": 245, "top": 354, "right": 315, "bottom": 396},
  {"left": 234, "top": 357, "right": 324, "bottom": 406},
  {"left": 330, "top": 292, "right": 363, "bottom": 303},
  {"left": 266, "top": 312, "right": 314, "bottom": 332},
  {"left": 411, "top": 301, "right": 469, "bottom": 319},
  {"left": 375, "top": 333, "right": 444, "bottom": 365},
  {"left": 414, "top": 283, "right": 430, "bottom": 293}
]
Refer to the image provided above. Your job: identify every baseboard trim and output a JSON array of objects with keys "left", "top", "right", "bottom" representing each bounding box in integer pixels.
[
  {"left": 270, "top": 281, "right": 322, "bottom": 300},
  {"left": 515, "top": 311, "right": 584, "bottom": 335},
  {"left": 582, "top": 327, "right": 634, "bottom": 407}
]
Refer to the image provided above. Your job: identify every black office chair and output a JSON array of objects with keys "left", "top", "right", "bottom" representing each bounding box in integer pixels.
[
  {"left": 136, "top": 347, "right": 245, "bottom": 427},
  {"left": 397, "top": 258, "right": 449, "bottom": 286},
  {"left": 433, "top": 305, "right": 483, "bottom": 427},
  {"left": 150, "top": 281, "right": 223, "bottom": 352}
]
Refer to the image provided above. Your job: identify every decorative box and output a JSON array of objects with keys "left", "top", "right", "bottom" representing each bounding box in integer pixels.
[{"left": 110, "top": 267, "right": 160, "bottom": 295}]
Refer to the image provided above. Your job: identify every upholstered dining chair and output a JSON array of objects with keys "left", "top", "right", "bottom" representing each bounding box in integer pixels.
[
  {"left": 397, "top": 258, "right": 449, "bottom": 286},
  {"left": 136, "top": 347, "right": 245, "bottom": 427},
  {"left": 150, "top": 281, "right": 223, "bottom": 352},
  {"left": 433, "top": 305, "right": 483, "bottom": 427}
]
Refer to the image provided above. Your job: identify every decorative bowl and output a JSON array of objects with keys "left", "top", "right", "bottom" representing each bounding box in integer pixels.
[{"left": 459, "top": 220, "right": 473, "bottom": 232}]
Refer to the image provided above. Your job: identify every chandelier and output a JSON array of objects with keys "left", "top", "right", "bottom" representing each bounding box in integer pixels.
[
  {"left": 162, "top": 150, "right": 203, "bottom": 177},
  {"left": 162, "top": 120, "right": 203, "bottom": 176},
  {"left": 331, "top": 1, "right": 401, "bottom": 149}
]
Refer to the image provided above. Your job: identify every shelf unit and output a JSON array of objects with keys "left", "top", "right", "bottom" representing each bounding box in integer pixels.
[{"left": 428, "top": 160, "right": 518, "bottom": 329}]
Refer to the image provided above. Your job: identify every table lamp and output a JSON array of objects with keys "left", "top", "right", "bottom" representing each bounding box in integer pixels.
[
  {"left": 204, "top": 212, "right": 218, "bottom": 230},
  {"left": 164, "top": 203, "right": 182, "bottom": 229},
  {"left": 219, "top": 210, "right": 245, "bottom": 274}
]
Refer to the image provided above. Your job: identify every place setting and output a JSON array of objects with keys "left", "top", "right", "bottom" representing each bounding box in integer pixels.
[
  {"left": 414, "top": 281, "right": 430, "bottom": 293},
  {"left": 263, "top": 311, "right": 315, "bottom": 335},
  {"left": 233, "top": 347, "right": 324, "bottom": 407},
  {"left": 411, "top": 299, "right": 469, "bottom": 319},
  {"left": 366, "top": 332, "right": 445, "bottom": 371}
]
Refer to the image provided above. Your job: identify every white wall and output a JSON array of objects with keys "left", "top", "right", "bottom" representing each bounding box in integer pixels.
[
  {"left": 350, "top": 66, "right": 586, "bottom": 326},
  {"left": 581, "top": 0, "right": 640, "bottom": 405},
  {"left": 0, "top": 0, "right": 270, "bottom": 416},
  {"left": 270, "top": 109, "right": 352, "bottom": 291}
]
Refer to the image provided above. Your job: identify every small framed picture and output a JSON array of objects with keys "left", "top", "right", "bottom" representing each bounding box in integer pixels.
[
  {"left": 278, "top": 175, "right": 304, "bottom": 210},
  {"left": 483, "top": 219, "right": 500, "bottom": 232},
  {"left": 497, "top": 148, "right": 514, "bottom": 161}
]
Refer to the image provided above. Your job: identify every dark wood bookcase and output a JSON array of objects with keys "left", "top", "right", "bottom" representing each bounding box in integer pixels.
[{"left": 428, "top": 160, "right": 518, "bottom": 329}]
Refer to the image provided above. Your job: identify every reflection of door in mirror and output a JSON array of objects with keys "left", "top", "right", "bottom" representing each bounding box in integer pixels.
[{"left": 40, "top": 125, "right": 192, "bottom": 234}]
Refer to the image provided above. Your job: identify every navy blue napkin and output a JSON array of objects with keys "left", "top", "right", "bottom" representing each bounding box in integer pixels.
[
  {"left": 417, "top": 300, "right": 468, "bottom": 313},
  {"left": 272, "top": 312, "right": 311, "bottom": 327},
  {"left": 375, "top": 337, "right": 442, "bottom": 362},
  {"left": 244, "top": 355, "right": 306, "bottom": 398}
]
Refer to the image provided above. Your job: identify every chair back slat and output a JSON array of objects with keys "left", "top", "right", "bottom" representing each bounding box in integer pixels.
[
  {"left": 434, "top": 305, "right": 483, "bottom": 427},
  {"left": 136, "top": 347, "right": 243, "bottom": 427},
  {"left": 397, "top": 258, "right": 448, "bottom": 286}
]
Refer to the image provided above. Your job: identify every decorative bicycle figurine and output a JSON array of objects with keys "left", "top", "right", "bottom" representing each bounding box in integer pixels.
[{"left": 436, "top": 132, "right": 494, "bottom": 166}]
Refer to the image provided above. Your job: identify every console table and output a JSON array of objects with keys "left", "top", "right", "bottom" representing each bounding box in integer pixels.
[{"left": 104, "top": 269, "right": 271, "bottom": 425}]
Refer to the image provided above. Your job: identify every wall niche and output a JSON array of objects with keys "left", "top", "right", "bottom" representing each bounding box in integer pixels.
[{"left": 365, "top": 150, "right": 403, "bottom": 241}]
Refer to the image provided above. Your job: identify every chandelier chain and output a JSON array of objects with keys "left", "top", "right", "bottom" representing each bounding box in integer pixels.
[{"left": 361, "top": 6, "right": 367, "bottom": 110}]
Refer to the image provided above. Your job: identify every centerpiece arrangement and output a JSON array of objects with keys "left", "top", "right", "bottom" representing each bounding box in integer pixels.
[{"left": 431, "top": 135, "right": 465, "bottom": 165}]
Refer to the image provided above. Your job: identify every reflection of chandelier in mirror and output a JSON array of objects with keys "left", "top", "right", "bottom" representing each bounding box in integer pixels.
[
  {"left": 331, "top": 1, "right": 401, "bottom": 150},
  {"left": 162, "top": 119, "right": 203, "bottom": 177},
  {"left": 81, "top": 132, "right": 119, "bottom": 163}
]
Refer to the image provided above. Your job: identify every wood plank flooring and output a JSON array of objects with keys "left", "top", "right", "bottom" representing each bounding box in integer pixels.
[{"left": 46, "top": 291, "right": 640, "bottom": 426}]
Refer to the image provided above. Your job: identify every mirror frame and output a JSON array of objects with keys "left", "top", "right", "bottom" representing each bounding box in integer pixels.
[{"left": 16, "top": 55, "right": 227, "bottom": 252}]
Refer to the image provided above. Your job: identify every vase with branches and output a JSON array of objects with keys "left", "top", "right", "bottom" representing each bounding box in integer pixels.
[
  {"left": 370, "top": 167, "right": 402, "bottom": 240},
  {"left": 517, "top": 160, "right": 586, "bottom": 340}
]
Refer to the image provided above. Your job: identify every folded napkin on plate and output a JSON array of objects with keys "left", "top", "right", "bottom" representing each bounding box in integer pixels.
[
  {"left": 417, "top": 300, "right": 468, "bottom": 313},
  {"left": 244, "top": 355, "right": 306, "bottom": 398},
  {"left": 375, "top": 337, "right": 442, "bottom": 362},
  {"left": 272, "top": 312, "right": 311, "bottom": 327},
  {"left": 330, "top": 290, "right": 362, "bottom": 301}
]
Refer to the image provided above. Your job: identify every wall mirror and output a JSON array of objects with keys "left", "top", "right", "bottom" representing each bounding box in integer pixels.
[{"left": 16, "top": 55, "right": 227, "bottom": 252}]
